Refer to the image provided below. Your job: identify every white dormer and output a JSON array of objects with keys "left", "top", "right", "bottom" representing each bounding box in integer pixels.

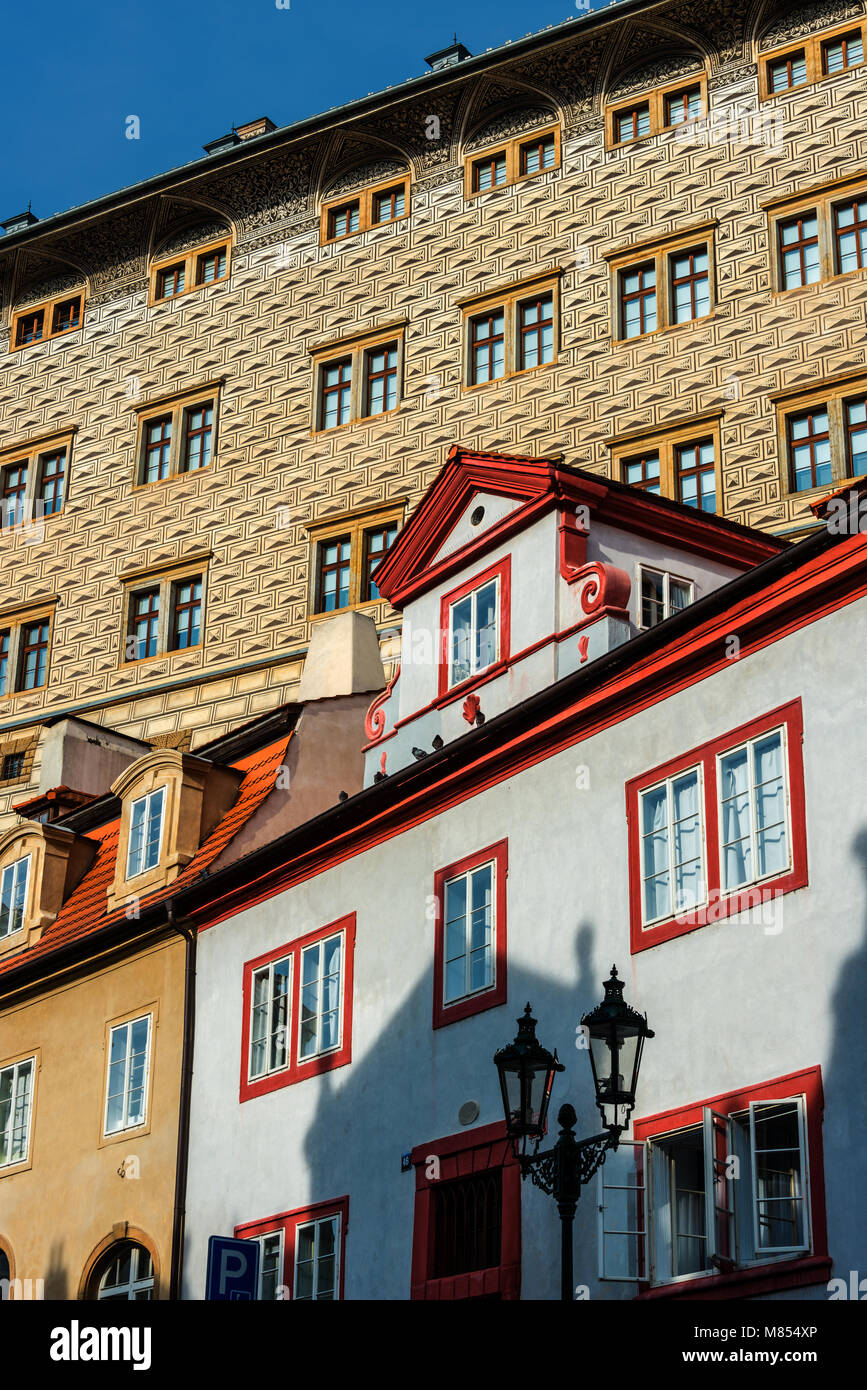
[{"left": 362, "top": 448, "right": 785, "bottom": 786}]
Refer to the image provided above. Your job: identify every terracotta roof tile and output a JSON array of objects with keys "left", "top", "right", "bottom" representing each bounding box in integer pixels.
[{"left": 0, "top": 736, "right": 290, "bottom": 981}]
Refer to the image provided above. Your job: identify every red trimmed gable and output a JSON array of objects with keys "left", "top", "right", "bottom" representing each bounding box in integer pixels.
[{"left": 373, "top": 447, "right": 785, "bottom": 610}]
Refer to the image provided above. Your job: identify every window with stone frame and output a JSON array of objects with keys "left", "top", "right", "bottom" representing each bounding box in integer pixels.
[
  {"left": 607, "top": 225, "right": 716, "bottom": 341},
  {"left": 311, "top": 326, "right": 405, "bottom": 431},
  {"left": 605, "top": 72, "right": 707, "bottom": 148},
  {"left": 459, "top": 274, "right": 560, "bottom": 387},
  {"left": 305, "top": 502, "right": 404, "bottom": 618},
  {"left": 133, "top": 386, "right": 221, "bottom": 486},
  {"left": 611, "top": 416, "right": 723, "bottom": 515},
  {"left": 759, "top": 20, "right": 864, "bottom": 101},
  {"left": 766, "top": 176, "right": 867, "bottom": 293},
  {"left": 149, "top": 236, "right": 231, "bottom": 304},
  {"left": 463, "top": 123, "right": 560, "bottom": 198},
  {"left": 320, "top": 175, "right": 409, "bottom": 244},
  {"left": 0, "top": 432, "right": 73, "bottom": 530},
  {"left": 121, "top": 560, "right": 208, "bottom": 664},
  {"left": 0, "top": 606, "right": 55, "bottom": 697},
  {"left": 772, "top": 373, "right": 867, "bottom": 500},
  {"left": 10, "top": 289, "right": 84, "bottom": 352}
]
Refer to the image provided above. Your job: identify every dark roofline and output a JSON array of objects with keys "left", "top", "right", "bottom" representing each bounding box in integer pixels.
[
  {"left": 0, "top": 513, "right": 838, "bottom": 995},
  {"left": 0, "top": 0, "right": 663, "bottom": 253}
]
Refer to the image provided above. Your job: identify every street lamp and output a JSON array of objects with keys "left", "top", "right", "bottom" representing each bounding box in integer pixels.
[{"left": 493, "top": 967, "right": 653, "bottom": 1302}]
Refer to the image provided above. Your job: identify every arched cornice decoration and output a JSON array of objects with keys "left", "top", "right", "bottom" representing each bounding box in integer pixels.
[
  {"left": 596, "top": 19, "right": 709, "bottom": 108},
  {"left": 749, "top": 0, "right": 865, "bottom": 51},
  {"left": 147, "top": 195, "right": 235, "bottom": 262},
  {"left": 457, "top": 73, "right": 563, "bottom": 154},
  {"left": 463, "top": 102, "right": 559, "bottom": 153},
  {"left": 316, "top": 128, "right": 412, "bottom": 204},
  {"left": 8, "top": 247, "right": 90, "bottom": 314}
]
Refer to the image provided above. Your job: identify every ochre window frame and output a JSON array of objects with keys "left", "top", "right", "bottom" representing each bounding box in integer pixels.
[
  {"left": 607, "top": 223, "right": 717, "bottom": 341},
  {"left": 132, "top": 383, "right": 222, "bottom": 488},
  {"left": 0, "top": 600, "right": 57, "bottom": 702},
  {"left": 609, "top": 414, "right": 723, "bottom": 511},
  {"left": 148, "top": 236, "right": 231, "bottom": 306},
  {"left": 463, "top": 124, "right": 561, "bottom": 200},
  {"left": 304, "top": 501, "right": 405, "bottom": 620},
  {"left": 606, "top": 72, "right": 708, "bottom": 150},
  {"left": 771, "top": 370, "right": 867, "bottom": 501},
  {"left": 119, "top": 555, "right": 210, "bottom": 668},
  {"left": 764, "top": 174, "right": 867, "bottom": 294},
  {"left": 320, "top": 175, "right": 410, "bottom": 246},
  {"left": 459, "top": 272, "right": 561, "bottom": 389},
  {"left": 310, "top": 324, "right": 406, "bottom": 433},
  {"left": 10, "top": 289, "right": 85, "bottom": 353},
  {"left": 759, "top": 19, "right": 864, "bottom": 101},
  {"left": 0, "top": 430, "right": 74, "bottom": 530}
]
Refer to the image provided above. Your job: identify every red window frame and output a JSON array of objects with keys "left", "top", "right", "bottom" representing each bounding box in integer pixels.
[
  {"left": 437, "top": 556, "right": 511, "bottom": 700},
  {"left": 240, "top": 914, "right": 355, "bottom": 1102},
  {"left": 626, "top": 700, "right": 808, "bottom": 953},
  {"left": 432, "top": 839, "right": 508, "bottom": 1029},
  {"left": 235, "top": 1196, "right": 349, "bottom": 1300},
  {"left": 38, "top": 450, "right": 66, "bottom": 516},
  {"left": 410, "top": 1122, "right": 521, "bottom": 1300},
  {"left": 633, "top": 1066, "right": 829, "bottom": 1300},
  {"left": 15, "top": 310, "right": 44, "bottom": 346}
]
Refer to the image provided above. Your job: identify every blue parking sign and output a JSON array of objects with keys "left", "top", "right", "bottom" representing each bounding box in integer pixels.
[{"left": 206, "top": 1235, "right": 260, "bottom": 1300}]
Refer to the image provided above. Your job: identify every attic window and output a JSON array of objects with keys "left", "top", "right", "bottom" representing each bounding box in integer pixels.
[
  {"left": 0, "top": 855, "right": 30, "bottom": 938},
  {"left": 126, "top": 788, "right": 166, "bottom": 878}
]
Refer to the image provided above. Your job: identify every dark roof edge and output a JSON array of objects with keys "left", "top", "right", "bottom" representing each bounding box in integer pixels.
[{"left": 0, "top": 0, "right": 663, "bottom": 252}]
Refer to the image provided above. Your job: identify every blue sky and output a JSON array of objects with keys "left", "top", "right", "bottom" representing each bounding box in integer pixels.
[{"left": 0, "top": 0, "right": 610, "bottom": 224}]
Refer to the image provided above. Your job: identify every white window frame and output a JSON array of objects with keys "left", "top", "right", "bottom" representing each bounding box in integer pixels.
[
  {"left": 104, "top": 1014, "right": 152, "bottom": 1136},
  {"left": 0, "top": 854, "right": 31, "bottom": 939},
  {"left": 248, "top": 956, "right": 293, "bottom": 1081},
  {"left": 638, "top": 764, "right": 707, "bottom": 927},
  {"left": 715, "top": 724, "right": 792, "bottom": 895},
  {"left": 447, "top": 576, "right": 500, "bottom": 689},
  {"left": 253, "top": 1229, "right": 285, "bottom": 1300},
  {"left": 748, "top": 1097, "right": 810, "bottom": 1259},
  {"left": 442, "top": 859, "right": 497, "bottom": 1006},
  {"left": 126, "top": 787, "right": 166, "bottom": 879},
  {"left": 636, "top": 565, "right": 695, "bottom": 629},
  {"left": 95, "top": 1243, "right": 155, "bottom": 1300},
  {"left": 297, "top": 931, "right": 344, "bottom": 1066},
  {"left": 0, "top": 1056, "right": 35, "bottom": 1168},
  {"left": 293, "top": 1213, "right": 341, "bottom": 1301},
  {"left": 597, "top": 1140, "right": 646, "bottom": 1281},
  {"left": 602, "top": 1096, "right": 811, "bottom": 1286}
]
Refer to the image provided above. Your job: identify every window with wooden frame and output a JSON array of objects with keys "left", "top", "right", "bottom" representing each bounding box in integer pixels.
[
  {"left": 772, "top": 373, "right": 867, "bottom": 498},
  {"left": 133, "top": 385, "right": 221, "bottom": 486},
  {"left": 460, "top": 274, "right": 560, "bottom": 387},
  {"left": 609, "top": 1067, "right": 829, "bottom": 1299},
  {"left": 432, "top": 840, "right": 507, "bottom": 1029},
  {"left": 759, "top": 20, "right": 864, "bottom": 100},
  {"left": 0, "top": 605, "right": 55, "bottom": 697},
  {"left": 0, "top": 432, "right": 73, "bottom": 530},
  {"left": 121, "top": 558, "right": 209, "bottom": 664},
  {"left": 240, "top": 917, "right": 355, "bottom": 1102},
  {"left": 438, "top": 557, "right": 511, "bottom": 698},
  {"left": 236, "top": 1198, "right": 349, "bottom": 1300},
  {"left": 149, "top": 237, "right": 230, "bottom": 304},
  {"left": 611, "top": 415, "right": 722, "bottom": 514},
  {"left": 410, "top": 1123, "right": 521, "bottom": 1300},
  {"left": 104, "top": 1014, "right": 152, "bottom": 1136},
  {"left": 464, "top": 124, "right": 561, "bottom": 198},
  {"left": 606, "top": 73, "right": 707, "bottom": 148},
  {"left": 306, "top": 502, "right": 404, "bottom": 618},
  {"left": 320, "top": 175, "right": 410, "bottom": 244},
  {"left": 766, "top": 176, "right": 867, "bottom": 293},
  {"left": 311, "top": 326, "right": 405, "bottom": 431},
  {"left": 10, "top": 289, "right": 84, "bottom": 352},
  {"left": 626, "top": 700, "right": 807, "bottom": 954},
  {"left": 608, "top": 225, "right": 716, "bottom": 341}
]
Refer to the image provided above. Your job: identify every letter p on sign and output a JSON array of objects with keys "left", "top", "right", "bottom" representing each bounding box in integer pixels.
[{"left": 206, "top": 1235, "right": 260, "bottom": 1300}]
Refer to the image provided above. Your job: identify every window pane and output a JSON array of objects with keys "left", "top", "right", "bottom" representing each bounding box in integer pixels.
[
  {"left": 475, "top": 581, "right": 498, "bottom": 672},
  {"left": 752, "top": 1102, "right": 805, "bottom": 1250},
  {"left": 450, "top": 595, "right": 473, "bottom": 685}
]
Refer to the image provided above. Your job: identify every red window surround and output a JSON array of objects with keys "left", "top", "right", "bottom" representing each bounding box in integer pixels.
[
  {"left": 235, "top": 1196, "right": 349, "bottom": 1299},
  {"left": 633, "top": 1066, "right": 829, "bottom": 1300},
  {"left": 432, "top": 839, "right": 508, "bottom": 1029},
  {"left": 437, "top": 555, "right": 511, "bottom": 700},
  {"left": 410, "top": 1122, "right": 521, "bottom": 1300},
  {"left": 239, "top": 914, "right": 355, "bottom": 1103},
  {"left": 626, "top": 699, "right": 808, "bottom": 953}
]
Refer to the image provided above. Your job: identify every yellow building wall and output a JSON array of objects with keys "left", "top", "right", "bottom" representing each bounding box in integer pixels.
[{"left": 0, "top": 932, "right": 185, "bottom": 1299}]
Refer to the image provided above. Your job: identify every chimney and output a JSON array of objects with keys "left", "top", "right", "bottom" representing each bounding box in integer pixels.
[
  {"left": 1, "top": 208, "right": 39, "bottom": 235},
  {"left": 203, "top": 117, "right": 276, "bottom": 155},
  {"left": 297, "top": 611, "right": 385, "bottom": 703},
  {"left": 235, "top": 117, "right": 277, "bottom": 141},
  {"left": 37, "top": 717, "right": 152, "bottom": 798},
  {"left": 425, "top": 40, "right": 472, "bottom": 71}
]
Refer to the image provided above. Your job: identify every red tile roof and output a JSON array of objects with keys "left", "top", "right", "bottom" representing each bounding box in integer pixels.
[{"left": 0, "top": 736, "right": 290, "bottom": 981}]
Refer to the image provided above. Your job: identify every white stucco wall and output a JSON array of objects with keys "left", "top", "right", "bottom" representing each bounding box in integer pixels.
[{"left": 183, "top": 595, "right": 867, "bottom": 1301}]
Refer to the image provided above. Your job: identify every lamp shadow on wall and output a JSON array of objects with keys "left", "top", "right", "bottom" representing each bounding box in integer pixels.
[{"left": 297, "top": 919, "right": 626, "bottom": 1300}]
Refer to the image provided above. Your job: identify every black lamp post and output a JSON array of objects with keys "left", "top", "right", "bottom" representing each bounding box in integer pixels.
[{"left": 493, "top": 968, "right": 653, "bottom": 1302}]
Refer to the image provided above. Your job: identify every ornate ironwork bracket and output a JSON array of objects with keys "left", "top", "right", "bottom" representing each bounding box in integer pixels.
[{"left": 518, "top": 1104, "right": 620, "bottom": 1205}]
